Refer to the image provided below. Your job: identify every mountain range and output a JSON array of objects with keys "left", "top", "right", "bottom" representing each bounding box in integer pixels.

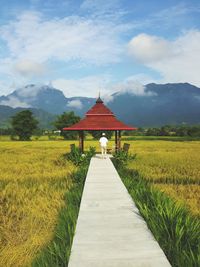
[
  {"left": 0, "top": 105, "right": 56, "bottom": 129},
  {"left": 0, "top": 83, "right": 200, "bottom": 128}
]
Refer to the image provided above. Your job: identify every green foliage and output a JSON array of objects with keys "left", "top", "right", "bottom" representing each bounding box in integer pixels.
[
  {"left": 89, "top": 130, "right": 113, "bottom": 139},
  {"left": 0, "top": 128, "right": 14, "bottom": 135},
  {"left": 65, "top": 146, "right": 96, "bottom": 166},
  {"left": 113, "top": 160, "right": 200, "bottom": 267},
  {"left": 187, "top": 126, "right": 200, "bottom": 137},
  {"left": 113, "top": 150, "right": 136, "bottom": 167},
  {"left": 53, "top": 111, "right": 80, "bottom": 140},
  {"left": 11, "top": 110, "right": 38, "bottom": 141}
]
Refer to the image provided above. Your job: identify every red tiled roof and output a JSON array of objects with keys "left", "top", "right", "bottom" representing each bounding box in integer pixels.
[
  {"left": 63, "top": 97, "right": 137, "bottom": 131},
  {"left": 86, "top": 102, "right": 114, "bottom": 116}
]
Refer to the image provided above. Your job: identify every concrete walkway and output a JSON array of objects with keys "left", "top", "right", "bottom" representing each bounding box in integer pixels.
[{"left": 68, "top": 155, "right": 171, "bottom": 267}]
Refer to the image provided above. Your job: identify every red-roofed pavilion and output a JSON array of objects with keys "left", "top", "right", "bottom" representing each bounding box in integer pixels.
[{"left": 63, "top": 96, "right": 137, "bottom": 152}]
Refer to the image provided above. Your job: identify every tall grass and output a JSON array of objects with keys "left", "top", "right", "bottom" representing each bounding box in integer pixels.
[
  {"left": 113, "top": 161, "right": 200, "bottom": 267},
  {"left": 32, "top": 146, "right": 96, "bottom": 266},
  {"left": 32, "top": 165, "right": 88, "bottom": 266},
  {"left": 0, "top": 141, "right": 94, "bottom": 266},
  {"left": 128, "top": 140, "right": 200, "bottom": 216},
  {"left": 0, "top": 141, "right": 77, "bottom": 266},
  {"left": 128, "top": 140, "right": 200, "bottom": 184},
  {"left": 155, "top": 184, "right": 200, "bottom": 216}
]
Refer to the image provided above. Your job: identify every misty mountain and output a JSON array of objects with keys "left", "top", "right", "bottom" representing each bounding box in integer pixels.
[
  {"left": 0, "top": 83, "right": 200, "bottom": 128},
  {"left": 108, "top": 83, "right": 200, "bottom": 127},
  {"left": 0, "top": 84, "right": 94, "bottom": 116},
  {"left": 0, "top": 105, "right": 56, "bottom": 129}
]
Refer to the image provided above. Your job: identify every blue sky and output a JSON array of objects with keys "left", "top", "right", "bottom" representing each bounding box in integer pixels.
[{"left": 0, "top": 0, "right": 200, "bottom": 97}]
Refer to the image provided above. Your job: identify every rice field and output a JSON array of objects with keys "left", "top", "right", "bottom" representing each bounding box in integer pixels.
[
  {"left": 0, "top": 141, "right": 76, "bottom": 267},
  {"left": 0, "top": 138, "right": 199, "bottom": 266},
  {"left": 154, "top": 184, "right": 200, "bottom": 216},
  {"left": 127, "top": 140, "right": 200, "bottom": 216}
]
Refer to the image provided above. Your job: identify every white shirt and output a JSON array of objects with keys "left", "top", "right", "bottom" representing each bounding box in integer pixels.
[{"left": 99, "top": 136, "right": 108, "bottom": 147}]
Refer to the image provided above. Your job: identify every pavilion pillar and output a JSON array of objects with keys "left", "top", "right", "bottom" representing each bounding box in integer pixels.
[
  {"left": 118, "top": 130, "right": 121, "bottom": 150},
  {"left": 79, "top": 131, "right": 84, "bottom": 153},
  {"left": 115, "top": 130, "right": 118, "bottom": 153}
]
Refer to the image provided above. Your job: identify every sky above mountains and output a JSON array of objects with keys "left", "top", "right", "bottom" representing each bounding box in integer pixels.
[{"left": 0, "top": 0, "right": 200, "bottom": 97}]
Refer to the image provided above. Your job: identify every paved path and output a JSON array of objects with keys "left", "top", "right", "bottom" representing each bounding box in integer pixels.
[{"left": 68, "top": 155, "right": 171, "bottom": 267}]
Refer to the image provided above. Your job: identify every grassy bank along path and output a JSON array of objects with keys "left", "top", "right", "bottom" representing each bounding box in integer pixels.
[{"left": 68, "top": 155, "right": 171, "bottom": 267}]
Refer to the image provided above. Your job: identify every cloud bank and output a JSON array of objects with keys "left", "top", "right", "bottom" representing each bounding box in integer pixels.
[
  {"left": 128, "top": 34, "right": 172, "bottom": 63},
  {"left": 52, "top": 75, "right": 111, "bottom": 97},
  {"left": 0, "top": 2, "right": 200, "bottom": 98},
  {"left": 67, "top": 100, "right": 83, "bottom": 109},
  {"left": 0, "top": 96, "right": 30, "bottom": 108},
  {"left": 0, "top": 11, "right": 124, "bottom": 66},
  {"left": 14, "top": 60, "right": 46, "bottom": 77},
  {"left": 128, "top": 30, "right": 200, "bottom": 86}
]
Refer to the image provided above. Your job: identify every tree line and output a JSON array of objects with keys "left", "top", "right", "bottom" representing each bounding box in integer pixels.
[
  {"left": 0, "top": 110, "right": 112, "bottom": 140},
  {"left": 125, "top": 125, "right": 200, "bottom": 137},
  {"left": 1, "top": 110, "right": 200, "bottom": 140}
]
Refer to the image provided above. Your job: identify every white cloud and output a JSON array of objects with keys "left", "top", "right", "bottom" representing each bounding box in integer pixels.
[
  {"left": 152, "top": 3, "right": 200, "bottom": 27},
  {"left": 128, "top": 34, "right": 172, "bottom": 63},
  {"left": 52, "top": 75, "right": 111, "bottom": 97},
  {"left": 102, "top": 94, "right": 114, "bottom": 104},
  {"left": 67, "top": 99, "right": 83, "bottom": 109},
  {"left": 0, "top": 96, "right": 30, "bottom": 108},
  {"left": 103, "top": 78, "right": 155, "bottom": 103},
  {"left": 113, "top": 79, "right": 154, "bottom": 96},
  {"left": 53, "top": 74, "right": 156, "bottom": 100},
  {"left": 81, "top": 0, "right": 118, "bottom": 10},
  {"left": 129, "top": 3, "right": 200, "bottom": 34},
  {"left": 81, "top": 0, "right": 121, "bottom": 16},
  {"left": 0, "top": 80, "right": 14, "bottom": 96},
  {"left": 16, "top": 84, "right": 43, "bottom": 98},
  {"left": 123, "top": 73, "right": 158, "bottom": 85},
  {"left": 14, "top": 60, "right": 46, "bottom": 77},
  {"left": 0, "top": 11, "right": 124, "bottom": 65},
  {"left": 128, "top": 30, "right": 200, "bottom": 86}
]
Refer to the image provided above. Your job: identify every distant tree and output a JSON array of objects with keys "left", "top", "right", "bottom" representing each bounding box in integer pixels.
[
  {"left": 176, "top": 126, "right": 189, "bottom": 136},
  {"left": 53, "top": 111, "right": 80, "bottom": 140},
  {"left": 0, "top": 128, "right": 14, "bottom": 135},
  {"left": 187, "top": 126, "right": 200, "bottom": 137},
  {"left": 160, "top": 125, "right": 172, "bottom": 136},
  {"left": 146, "top": 127, "right": 160, "bottom": 136},
  {"left": 123, "top": 128, "right": 148, "bottom": 136},
  {"left": 89, "top": 130, "right": 113, "bottom": 139},
  {"left": 11, "top": 110, "right": 39, "bottom": 140}
]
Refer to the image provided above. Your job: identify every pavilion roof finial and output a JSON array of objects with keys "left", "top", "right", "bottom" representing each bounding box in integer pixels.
[{"left": 96, "top": 91, "right": 103, "bottom": 103}]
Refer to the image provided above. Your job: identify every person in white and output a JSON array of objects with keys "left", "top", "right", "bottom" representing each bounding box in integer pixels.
[{"left": 99, "top": 133, "right": 108, "bottom": 159}]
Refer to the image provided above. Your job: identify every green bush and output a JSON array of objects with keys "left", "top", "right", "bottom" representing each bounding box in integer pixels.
[
  {"left": 64, "top": 146, "right": 96, "bottom": 166},
  {"left": 113, "top": 150, "right": 136, "bottom": 167}
]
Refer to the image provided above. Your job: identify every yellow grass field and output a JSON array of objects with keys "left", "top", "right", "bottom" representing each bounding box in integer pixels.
[
  {"left": 127, "top": 140, "right": 200, "bottom": 216},
  {"left": 154, "top": 184, "right": 200, "bottom": 216},
  {"left": 0, "top": 141, "right": 76, "bottom": 267},
  {"left": 0, "top": 138, "right": 199, "bottom": 266}
]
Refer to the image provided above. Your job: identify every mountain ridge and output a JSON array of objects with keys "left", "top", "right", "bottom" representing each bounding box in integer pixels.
[
  {"left": 0, "top": 82, "right": 200, "bottom": 128},
  {"left": 0, "top": 105, "right": 56, "bottom": 129}
]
